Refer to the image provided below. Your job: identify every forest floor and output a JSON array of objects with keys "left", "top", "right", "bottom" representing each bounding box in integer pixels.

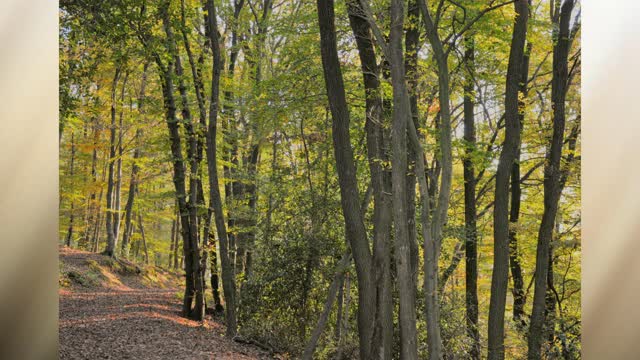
[{"left": 59, "top": 247, "right": 277, "bottom": 360}]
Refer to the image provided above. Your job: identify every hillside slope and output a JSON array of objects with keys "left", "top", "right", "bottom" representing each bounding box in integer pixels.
[{"left": 59, "top": 247, "right": 276, "bottom": 359}]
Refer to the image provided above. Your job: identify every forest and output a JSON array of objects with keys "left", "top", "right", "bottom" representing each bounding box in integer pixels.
[{"left": 58, "top": 0, "right": 581, "bottom": 358}]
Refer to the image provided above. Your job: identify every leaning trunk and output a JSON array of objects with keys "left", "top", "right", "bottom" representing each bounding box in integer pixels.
[
  {"left": 487, "top": 1, "right": 528, "bottom": 359},
  {"left": 316, "top": 0, "right": 376, "bottom": 357},
  {"left": 528, "top": 1, "right": 575, "bottom": 358}
]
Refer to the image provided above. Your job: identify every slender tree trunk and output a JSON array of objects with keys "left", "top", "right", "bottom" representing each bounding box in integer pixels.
[
  {"left": 405, "top": 0, "right": 421, "bottom": 284},
  {"left": 417, "top": 1, "right": 455, "bottom": 357},
  {"left": 157, "top": 0, "right": 198, "bottom": 321},
  {"left": 65, "top": 131, "right": 76, "bottom": 247},
  {"left": 83, "top": 118, "right": 100, "bottom": 249},
  {"left": 316, "top": 1, "right": 376, "bottom": 357},
  {"left": 136, "top": 212, "right": 149, "bottom": 265},
  {"left": 462, "top": 36, "right": 480, "bottom": 360},
  {"left": 113, "top": 72, "right": 128, "bottom": 255},
  {"left": 169, "top": 219, "right": 176, "bottom": 268},
  {"left": 528, "top": 2, "right": 575, "bottom": 358},
  {"left": 121, "top": 128, "right": 141, "bottom": 259},
  {"left": 346, "top": 2, "right": 393, "bottom": 357},
  {"left": 509, "top": 43, "right": 532, "bottom": 327},
  {"left": 208, "top": 231, "right": 224, "bottom": 313},
  {"left": 302, "top": 253, "right": 351, "bottom": 360},
  {"left": 205, "top": 0, "right": 237, "bottom": 336},
  {"left": 487, "top": 1, "right": 528, "bottom": 359},
  {"left": 122, "top": 64, "right": 148, "bottom": 258},
  {"left": 388, "top": 0, "right": 418, "bottom": 357},
  {"left": 104, "top": 66, "right": 121, "bottom": 257},
  {"left": 175, "top": 47, "right": 205, "bottom": 321},
  {"left": 174, "top": 214, "right": 181, "bottom": 270}
]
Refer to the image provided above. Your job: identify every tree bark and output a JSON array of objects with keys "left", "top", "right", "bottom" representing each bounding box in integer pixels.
[
  {"left": 316, "top": 1, "right": 376, "bottom": 357},
  {"left": 462, "top": 35, "right": 480, "bottom": 360},
  {"left": 121, "top": 129, "right": 141, "bottom": 258},
  {"left": 302, "top": 253, "right": 351, "bottom": 360},
  {"left": 528, "top": 1, "right": 575, "bottom": 358},
  {"left": 154, "top": 0, "right": 199, "bottom": 321},
  {"left": 121, "top": 64, "right": 148, "bottom": 258},
  {"left": 137, "top": 212, "right": 149, "bottom": 265},
  {"left": 65, "top": 130, "right": 76, "bottom": 247},
  {"left": 487, "top": 1, "right": 528, "bottom": 359},
  {"left": 509, "top": 42, "right": 531, "bottom": 327},
  {"left": 388, "top": 0, "right": 419, "bottom": 357},
  {"left": 113, "top": 72, "right": 128, "bottom": 255},
  {"left": 104, "top": 66, "right": 121, "bottom": 257},
  {"left": 346, "top": 1, "right": 393, "bottom": 357},
  {"left": 205, "top": 0, "right": 238, "bottom": 337},
  {"left": 417, "top": 1, "right": 454, "bottom": 357}
]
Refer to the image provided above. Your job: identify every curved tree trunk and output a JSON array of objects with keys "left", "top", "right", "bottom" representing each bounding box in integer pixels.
[
  {"left": 528, "top": 1, "right": 575, "bottom": 358},
  {"left": 487, "top": 1, "right": 528, "bottom": 359},
  {"left": 316, "top": 1, "right": 376, "bottom": 357}
]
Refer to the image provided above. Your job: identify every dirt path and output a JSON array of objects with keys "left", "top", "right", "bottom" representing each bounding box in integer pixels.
[{"left": 59, "top": 248, "right": 274, "bottom": 359}]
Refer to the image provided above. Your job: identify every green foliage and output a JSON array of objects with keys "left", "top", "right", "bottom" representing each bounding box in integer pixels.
[{"left": 59, "top": 0, "right": 581, "bottom": 358}]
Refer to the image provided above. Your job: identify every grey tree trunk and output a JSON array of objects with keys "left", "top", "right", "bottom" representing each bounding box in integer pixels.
[
  {"left": 137, "top": 212, "right": 149, "bottom": 265},
  {"left": 104, "top": 66, "right": 121, "bottom": 257},
  {"left": 65, "top": 130, "right": 76, "bottom": 247},
  {"left": 205, "top": 0, "right": 238, "bottom": 337},
  {"left": 316, "top": 1, "right": 376, "bottom": 357},
  {"left": 487, "top": 1, "right": 528, "bottom": 359},
  {"left": 83, "top": 118, "right": 100, "bottom": 248},
  {"left": 113, "top": 72, "right": 128, "bottom": 255},
  {"left": 121, "top": 64, "right": 148, "bottom": 258},
  {"left": 121, "top": 127, "right": 142, "bottom": 258},
  {"left": 462, "top": 35, "right": 480, "bottom": 360},
  {"left": 346, "top": 1, "right": 393, "bottom": 357},
  {"left": 528, "top": 1, "right": 575, "bottom": 358},
  {"left": 388, "top": 0, "right": 418, "bottom": 357},
  {"left": 509, "top": 43, "right": 531, "bottom": 327},
  {"left": 302, "top": 253, "right": 351, "bottom": 360},
  {"left": 417, "top": 1, "right": 455, "bottom": 357}
]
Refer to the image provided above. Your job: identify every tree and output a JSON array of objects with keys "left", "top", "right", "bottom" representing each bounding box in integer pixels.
[
  {"left": 487, "top": 1, "right": 529, "bottom": 359},
  {"left": 528, "top": 1, "right": 576, "bottom": 358},
  {"left": 316, "top": 0, "right": 376, "bottom": 357}
]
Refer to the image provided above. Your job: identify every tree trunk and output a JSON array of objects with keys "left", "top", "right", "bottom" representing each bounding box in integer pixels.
[
  {"left": 113, "top": 72, "right": 128, "bottom": 255},
  {"left": 121, "top": 128, "right": 141, "bottom": 259},
  {"left": 509, "top": 43, "right": 531, "bottom": 327},
  {"left": 175, "top": 46, "right": 205, "bottom": 321},
  {"left": 528, "top": 2, "right": 575, "bottom": 358},
  {"left": 462, "top": 35, "right": 480, "bottom": 360},
  {"left": 487, "top": 1, "right": 528, "bottom": 359},
  {"left": 65, "top": 130, "right": 76, "bottom": 247},
  {"left": 208, "top": 231, "right": 224, "bottom": 314},
  {"left": 388, "top": 0, "right": 418, "bottom": 357},
  {"left": 169, "top": 218, "right": 176, "bottom": 268},
  {"left": 205, "top": 0, "right": 237, "bottom": 337},
  {"left": 104, "top": 66, "right": 121, "bottom": 257},
  {"left": 156, "top": 0, "right": 200, "bottom": 321},
  {"left": 302, "top": 253, "right": 351, "bottom": 360},
  {"left": 346, "top": 1, "right": 393, "bottom": 357},
  {"left": 122, "top": 64, "right": 148, "bottom": 258},
  {"left": 174, "top": 214, "right": 181, "bottom": 270},
  {"left": 316, "top": 1, "right": 376, "bottom": 357},
  {"left": 136, "top": 212, "right": 149, "bottom": 265},
  {"left": 83, "top": 117, "right": 100, "bottom": 249},
  {"left": 417, "top": 1, "right": 454, "bottom": 357}
]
